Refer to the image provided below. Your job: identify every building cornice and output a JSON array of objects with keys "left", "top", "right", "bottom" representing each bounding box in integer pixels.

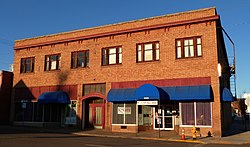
[{"left": 14, "top": 15, "right": 219, "bottom": 50}]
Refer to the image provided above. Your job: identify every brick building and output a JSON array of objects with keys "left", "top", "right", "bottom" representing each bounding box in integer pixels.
[
  {"left": 0, "top": 71, "right": 13, "bottom": 124},
  {"left": 12, "top": 7, "right": 234, "bottom": 137}
]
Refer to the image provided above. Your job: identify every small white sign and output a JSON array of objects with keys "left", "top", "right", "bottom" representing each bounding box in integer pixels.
[
  {"left": 157, "top": 118, "right": 161, "bottom": 124},
  {"left": 137, "top": 101, "right": 158, "bottom": 105},
  {"left": 118, "top": 107, "right": 131, "bottom": 114}
]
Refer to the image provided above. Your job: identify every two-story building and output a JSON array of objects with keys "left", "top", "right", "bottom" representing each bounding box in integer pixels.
[{"left": 12, "top": 7, "right": 234, "bottom": 137}]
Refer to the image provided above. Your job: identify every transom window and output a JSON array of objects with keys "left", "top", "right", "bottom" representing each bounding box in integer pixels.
[
  {"left": 136, "top": 41, "right": 159, "bottom": 62},
  {"left": 180, "top": 102, "right": 212, "bottom": 127},
  {"left": 176, "top": 36, "right": 202, "bottom": 59},
  {"left": 45, "top": 54, "right": 61, "bottom": 71},
  {"left": 102, "top": 46, "right": 122, "bottom": 65},
  {"left": 71, "top": 50, "right": 89, "bottom": 69},
  {"left": 20, "top": 57, "right": 35, "bottom": 73}
]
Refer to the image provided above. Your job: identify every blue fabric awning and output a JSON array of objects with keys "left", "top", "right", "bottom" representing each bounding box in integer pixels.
[
  {"left": 38, "top": 91, "right": 70, "bottom": 104},
  {"left": 107, "top": 88, "right": 136, "bottom": 102},
  {"left": 222, "top": 88, "right": 235, "bottom": 101},
  {"left": 135, "top": 84, "right": 166, "bottom": 100},
  {"left": 107, "top": 84, "right": 212, "bottom": 102},
  {"left": 161, "top": 85, "right": 211, "bottom": 101}
]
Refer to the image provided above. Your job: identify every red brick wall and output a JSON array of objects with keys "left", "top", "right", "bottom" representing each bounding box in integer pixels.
[{"left": 13, "top": 8, "right": 224, "bottom": 136}]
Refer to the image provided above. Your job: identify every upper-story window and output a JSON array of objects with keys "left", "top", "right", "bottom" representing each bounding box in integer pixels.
[
  {"left": 20, "top": 57, "right": 35, "bottom": 73},
  {"left": 102, "top": 46, "right": 122, "bottom": 65},
  {"left": 71, "top": 50, "right": 89, "bottom": 69},
  {"left": 176, "top": 36, "right": 202, "bottom": 59},
  {"left": 45, "top": 54, "right": 61, "bottom": 71},
  {"left": 136, "top": 41, "right": 159, "bottom": 62}
]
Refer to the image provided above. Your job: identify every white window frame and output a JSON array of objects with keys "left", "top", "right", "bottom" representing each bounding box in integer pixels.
[{"left": 179, "top": 102, "right": 212, "bottom": 128}]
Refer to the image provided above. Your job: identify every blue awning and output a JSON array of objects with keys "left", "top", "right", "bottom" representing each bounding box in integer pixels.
[
  {"left": 107, "top": 88, "right": 136, "bottom": 102},
  {"left": 107, "top": 84, "right": 212, "bottom": 102},
  {"left": 135, "top": 84, "right": 167, "bottom": 100},
  {"left": 38, "top": 91, "right": 70, "bottom": 104},
  {"left": 161, "top": 85, "right": 211, "bottom": 101},
  {"left": 222, "top": 88, "right": 235, "bottom": 101}
]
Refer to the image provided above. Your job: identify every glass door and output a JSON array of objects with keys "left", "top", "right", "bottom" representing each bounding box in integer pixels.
[{"left": 154, "top": 106, "right": 174, "bottom": 130}]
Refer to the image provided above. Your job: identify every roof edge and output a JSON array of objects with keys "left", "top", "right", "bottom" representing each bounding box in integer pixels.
[{"left": 15, "top": 7, "right": 216, "bottom": 43}]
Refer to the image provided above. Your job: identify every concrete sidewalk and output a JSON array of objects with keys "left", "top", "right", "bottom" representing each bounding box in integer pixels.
[{"left": 1, "top": 116, "right": 250, "bottom": 145}]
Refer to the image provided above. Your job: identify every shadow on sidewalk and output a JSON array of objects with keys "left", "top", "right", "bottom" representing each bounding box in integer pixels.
[{"left": 222, "top": 116, "right": 250, "bottom": 137}]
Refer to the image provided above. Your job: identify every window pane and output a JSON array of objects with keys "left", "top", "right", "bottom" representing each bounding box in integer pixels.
[
  {"left": 51, "top": 61, "right": 57, "bottom": 70},
  {"left": 197, "top": 45, "right": 202, "bottom": 56},
  {"left": 109, "top": 48, "right": 116, "bottom": 54},
  {"left": 102, "top": 49, "right": 107, "bottom": 65},
  {"left": 184, "top": 47, "right": 189, "bottom": 57},
  {"left": 197, "top": 38, "right": 201, "bottom": 44},
  {"left": 78, "top": 52, "right": 85, "bottom": 67},
  {"left": 156, "top": 43, "right": 160, "bottom": 49},
  {"left": 177, "top": 40, "right": 181, "bottom": 46},
  {"left": 144, "top": 44, "right": 152, "bottom": 50},
  {"left": 177, "top": 47, "right": 182, "bottom": 58},
  {"left": 138, "top": 51, "right": 142, "bottom": 62},
  {"left": 144, "top": 50, "right": 153, "bottom": 61},
  {"left": 190, "top": 46, "right": 194, "bottom": 57},
  {"left": 119, "top": 53, "right": 122, "bottom": 64},
  {"left": 181, "top": 102, "right": 195, "bottom": 125},
  {"left": 86, "top": 51, "right": 89, "bottom": 66},
  {"left": 125, "top": 103, "right": 136, "bottom": 124},
  {"left": 109, "top": 54, "right": 116, "bottom": 64},
  {"left": 113, "top": 104, "right": 124, "bottom": 124},
  {"left": 196, "top": 102, "right": 211, "bottom": 126},
  {"left": 184, "top": 40, "right": 189, "bottom": 46},
  {"left": 156, "top": 49, "right": 160, "bottom": 60},
  {"left": 137, "top": 45, "right": 142, "bottom": 51},
  {"left": 119, "top": 48, "right": 122, "bottom": 64},
  {"left": 189, "top": 39, "right": 193, "bottom": 45}
]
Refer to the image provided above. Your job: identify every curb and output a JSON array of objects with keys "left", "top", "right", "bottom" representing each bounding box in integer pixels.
[{"left": 72, "top": 132, "right": 207, "bottom": 144}]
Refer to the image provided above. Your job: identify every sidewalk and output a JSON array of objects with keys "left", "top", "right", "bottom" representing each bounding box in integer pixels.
[{"left": 1, "top": 116, "right": 250, "bottom": 145}]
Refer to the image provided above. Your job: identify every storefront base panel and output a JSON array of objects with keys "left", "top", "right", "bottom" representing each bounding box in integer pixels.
[
  {"left": 179, "top": 127, "right": 213, "bottom": 137},
  {"left": 112, "top": 125, "right": 138, "bottom": 133}
]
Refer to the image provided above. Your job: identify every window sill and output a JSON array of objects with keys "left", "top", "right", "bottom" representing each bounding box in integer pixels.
[
  {"left": 44, "top": 69, "right": 61, "bottom": 73},
  {"left": 20, "top": 72, "right": 35, "bottom": 75},
  {"left": 70, "top": 66, "right": 90, "bottom": 70},
  {"left": 136, "top": 60, "right": 161, "bottom": 64},
  {"left": 101, "top": 64, "right": 122, "bottom": 67},
  {"left": 176, "top": 56, "right": 203, "bottom": 60}
]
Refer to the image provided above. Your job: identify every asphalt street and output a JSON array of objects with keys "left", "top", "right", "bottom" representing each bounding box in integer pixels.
[{"left": 0, "top": 127, "right": 250, "bottom": 147}]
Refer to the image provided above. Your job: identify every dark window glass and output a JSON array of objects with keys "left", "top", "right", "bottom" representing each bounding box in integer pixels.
[
  {"left": 71, "top": 50, "right": 89, "bottom": 69},
  {"left": 83, "top": 83, "right": 106, "bottom": 96},
  {"left": 45, "top": 54, "right": 61, "bottom": 71},
  {"left": 20, "top": 57, "right": 35, "bottom": 73}
]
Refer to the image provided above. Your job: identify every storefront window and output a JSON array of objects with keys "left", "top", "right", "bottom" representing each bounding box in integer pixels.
[
  {"left": 180, "top": 102, "right": 212, "bottom": 127},
  {"left": 112, "top": 103, "right": 136, "bottom": 124},
  {"left": 65, "top": 101, "right": 77, "bottom": 125}
]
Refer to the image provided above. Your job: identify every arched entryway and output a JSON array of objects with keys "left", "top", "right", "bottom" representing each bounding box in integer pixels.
[{"left": 80, "top": 93, "right": 106, "bottom": 129}]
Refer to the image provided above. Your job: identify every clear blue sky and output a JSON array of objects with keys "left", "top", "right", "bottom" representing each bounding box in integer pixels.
[{"left": 0, "top": 0, "right": 249, "bottom": 96}]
